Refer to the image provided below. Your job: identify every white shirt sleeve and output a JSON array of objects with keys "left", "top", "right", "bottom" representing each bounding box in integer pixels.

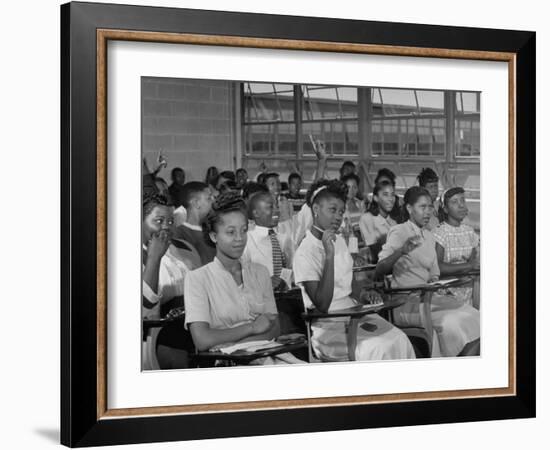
[
  {"left": 359, "top": 213, "right": 377, "bottom": 246},
  {"left": 184, "top": 270, "right": 212, "bottom": 328},
  {"left": 378, "top": 225, "right": 406, "bottom": 261},
  {"left": 293, "top": 246, "right": 322, "bottom": 284}
]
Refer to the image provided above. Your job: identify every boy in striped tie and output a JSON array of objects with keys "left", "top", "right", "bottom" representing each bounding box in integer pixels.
[{"left": 242, "top": 191, "right": 294, "bottom": 290}]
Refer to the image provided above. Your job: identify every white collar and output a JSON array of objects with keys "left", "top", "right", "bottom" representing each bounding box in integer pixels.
[{"left": 183, "top": 222, "right": 203, "bottom": 232}]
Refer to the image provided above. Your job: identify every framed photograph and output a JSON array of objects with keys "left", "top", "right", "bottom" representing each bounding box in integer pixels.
[{"left": 61, "top": 1, "right": 535, "bottom": 447}]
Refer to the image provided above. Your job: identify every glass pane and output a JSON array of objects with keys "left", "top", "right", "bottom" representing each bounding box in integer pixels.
[
  {"left": 243, "top": 82, "right": 294, "bottom": 123},
  {"left": 303, "top": 121, "right": 358, "bottom": 156},
  {"left": 416, "top": 90, "right": 444, "bottom": 114},
  {"left": 455, "top": 118, "right": 480, "bottom": 157},
  {"left": 372, "top": 88, "right": 444, "bottom": 117},
  {"left": 244, "top": 123, "right": 296, "bottom": 155},
  {"left": 302, "top": 85, "right": 358, "bottom": 120},
  {"left": 456, "top": 92, "right": 480, "bottom": 114}
]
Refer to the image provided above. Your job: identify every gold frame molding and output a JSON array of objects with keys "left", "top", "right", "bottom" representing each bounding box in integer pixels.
[{"left": 96, "top": 29, "right": 516, "bottom": 420}]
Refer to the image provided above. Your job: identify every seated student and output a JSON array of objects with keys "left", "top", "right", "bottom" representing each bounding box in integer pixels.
[
  {"left": 433, "top": 187, "right": 480, "bottom": 307},
  {"left": 359, "top": 180, "right": 398, "bottom": 263},
  {"left": 339, "top": 160, "right": 356, "bottom": 179},
  {"left": 284, "top": 172, "right": 306, "bottom": 213},
  {"left": 375, "top": 186, "right": 480, "bottom": 357},
  {"left": 184, "top": 192, "right": 301, "bottom": 364},
  {"left": 235, "top": 168, "right": 249, "bottom": 190},
  {"left": 372, "top": 168, "right": 404, "bottom": 217},
  {"left": 417, "top": 167, "right": 441, "bottom": 231},
  {"left": 262, "top": 172, "right": 294, "bottom": 223},
  {"left": 293, "top": 180, "right": 416, "bottom": 362},
  {"left": 142, "top": 193, "right": 192, "bottom": 368},
  {"left": 341, "top": 174, "right": 366, "bottom": 247},
  {"left": 168, "top": 167, "right": 185, "bottom": 203},
  {"left": 174, "top": 182, "right": 216, "bottom": 266},
  {"left": 242, "top": 192, "right": 294, "bottom": 290}
]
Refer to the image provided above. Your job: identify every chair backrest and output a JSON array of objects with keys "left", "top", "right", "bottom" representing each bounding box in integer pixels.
[{"left": 274, "top": 289, "right": 307, "bottom": 336}]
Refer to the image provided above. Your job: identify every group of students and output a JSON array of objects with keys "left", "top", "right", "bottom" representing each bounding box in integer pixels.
[{"left": 142, "top": 159, "right": 481, "bottom": 368}]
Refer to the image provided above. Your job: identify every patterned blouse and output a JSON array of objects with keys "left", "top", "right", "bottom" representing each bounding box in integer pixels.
[{"left": 433, "top": 222, "right": 480, "bottom": 305}]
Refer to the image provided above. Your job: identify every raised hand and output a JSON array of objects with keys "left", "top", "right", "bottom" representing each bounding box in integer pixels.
[{"left": 401, "top": 236, "right": 422, "bottom": 255}]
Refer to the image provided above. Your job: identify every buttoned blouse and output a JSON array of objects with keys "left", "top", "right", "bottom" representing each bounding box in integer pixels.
[
  {"left": 359, "top": 212, "right": 397, "bottom": 246},
  {"left": 184, "top": 257, "right": 277, "bottom": 330},
  {"left": 378, "top": 220, "right": 440, "bottom": 287}
]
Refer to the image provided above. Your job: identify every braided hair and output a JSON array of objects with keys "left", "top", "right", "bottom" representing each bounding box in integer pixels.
[{"left": 203, "top": 191, "right": 247, "bottom": 244}]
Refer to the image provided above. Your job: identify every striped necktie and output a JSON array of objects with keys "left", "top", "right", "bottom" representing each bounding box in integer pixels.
[{"left": 268, "top": 228, "right": 285, "bottom": 278}]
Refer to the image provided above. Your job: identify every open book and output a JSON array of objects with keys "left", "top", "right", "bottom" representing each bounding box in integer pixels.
[{"left": 214, "top": 340, "right": 283, "bottom": 355}]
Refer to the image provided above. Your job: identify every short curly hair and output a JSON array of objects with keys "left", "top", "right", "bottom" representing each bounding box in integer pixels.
[{"left": 142, "top": 193, "right": 171, "bottom": 218}]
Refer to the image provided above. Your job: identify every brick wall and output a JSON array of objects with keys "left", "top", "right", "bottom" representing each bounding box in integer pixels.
[{"left": 142, "top": 77, "right": 236, "bottom": 184}]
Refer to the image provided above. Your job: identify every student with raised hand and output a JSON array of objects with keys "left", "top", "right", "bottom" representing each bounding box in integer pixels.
[
  {"left": 242, "top": 191, "right": 294, "bottom": 291},
  {"left": 359, "top": 180, "right": 398, "bottom": 263},
  {"left": 173, "top": 182, "right": 216, "bottom": 266},
  {"left": 433, "top": 187, "right": 480, "bottom": 307},
  {"left": 293, "top": 180, "right": 415, "bottom": 362},
  {"left": 375, "top": 186, "right": 480, "bottom": 357},
  {"left": 417, "top": 167, "right": 441, "bottom": 231},
  {"left": 184, "top": 192, "right": 301, "bottom": 364}
]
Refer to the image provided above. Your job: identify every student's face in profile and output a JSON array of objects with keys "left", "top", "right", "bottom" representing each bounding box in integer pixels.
[
  {"left": 195, "top": 188, "right": 214, "bottom": 219},
  {"left": 424, "top": 181, "right": 439, "bottom": 202},
  {"left": 289, "top": 177, "right": 302, "bottom": 196},
  {"left": 254, "top": 196, "right": 277, "bottom": 228},
  {"left": 374, "top": 185, "right": 396, "bottom": 213},
  {"left": 407, "top": 195, "right": 433, "bottom": 228},
  {"left": 210, "top": 211, "right": 248, "bottom": 260},
  {"left": 143, "top": 205, "right": 174, "bottom": 243},
  {"left": 216, "top": 176, "right": 230, "bottom": 190},
  {"left": 445, "top": 193, "right": 468, "bottom": 222},
  {"left": 313, "top": 197, "right": 345, "bottom": 232},
  {"left": 265, "top": 176, "right": 281, "bottom": 196},
  {"left": 345, "top": 179, "right": 358, "bottom": 200}
]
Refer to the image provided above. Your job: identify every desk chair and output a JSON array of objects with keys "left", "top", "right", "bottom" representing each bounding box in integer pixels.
[{"left": 382, "top": 275, "right": 478, "bottom": 357}]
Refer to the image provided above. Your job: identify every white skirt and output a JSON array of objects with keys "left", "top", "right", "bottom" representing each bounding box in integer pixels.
[
  {"left": 393, "top": 293, "right": 480, "bottom": 357},
  {"left": 311, "top": 313, "right": 416, "bottom": 362}
]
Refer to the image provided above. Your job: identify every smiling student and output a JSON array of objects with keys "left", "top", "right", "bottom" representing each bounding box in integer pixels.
[
  {"left": 375, "top": 186, "right": 480, "bottom": 357},
  {"left": 184, "top": 193, "right": 301, "bottom": 364},
  {"left": 359, "top": 180, "right": 398, "bottom": 263},
  {"left": 293, "top": 180, "right": 415, "bottom": 361}
]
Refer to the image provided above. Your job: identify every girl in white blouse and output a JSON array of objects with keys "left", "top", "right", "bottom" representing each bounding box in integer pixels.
[
  {"left": 359, "top": 180, "right": 399, "bottom": 263},
  {"left": 293, "top": 180, "right": 415, "bottom": 362}
]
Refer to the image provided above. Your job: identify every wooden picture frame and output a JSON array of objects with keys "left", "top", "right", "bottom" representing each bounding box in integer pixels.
[{"left": 61, "top": 1, "right": 535, "bottom": 446}]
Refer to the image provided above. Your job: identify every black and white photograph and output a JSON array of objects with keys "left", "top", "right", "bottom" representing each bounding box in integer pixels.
[{"left": 141, "top": 78, "right": 481, "bottom": 370}]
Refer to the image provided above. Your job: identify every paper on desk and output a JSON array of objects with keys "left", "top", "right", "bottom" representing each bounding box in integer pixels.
[
  {"left": 280, "top": 268, "right": 293, "bottom": 288},
  {"left": 216, "top": 340, "right": 283, "bottom": 354},
  {"left": 348, "top": 236, "right": 359, "bottom": 254},
  {"left": 430, "top": 278, "right": 459, "bottom": 286}
]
